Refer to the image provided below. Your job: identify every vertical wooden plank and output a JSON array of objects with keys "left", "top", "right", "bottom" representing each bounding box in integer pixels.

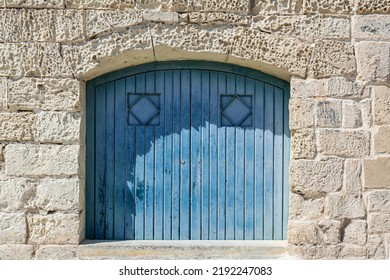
[
  {"left": 190, "top": 70, "right": 202, "bottom": 239},
  {"left": 254, "top": 81, "right": 265, "bottom": 240},
  {"left": 264, "top": 84, "right": 274, "bottom": 240},
  {"left": 201, "top": 70, "right": 210, "bottom": 240},
  {"left": 124, "top": 76, "right": 136, "bottom": 240},
  {"left": 244, "top": 78, "right": 255, "bottom": 240},
  {"left": 154, "top": 71, "right": 165, "bottom": 240},
  {"left": 283, "top": 89, "right": 290, "bottom": 239},
  {"left": 94, "top": 85, "right": 106, "bottom": 239},
  {"left": 180, "top": 70, "right": 191, "bottom": 240},
  {"left": 209, "top": 71, "right": 218, "bottom": 240}
]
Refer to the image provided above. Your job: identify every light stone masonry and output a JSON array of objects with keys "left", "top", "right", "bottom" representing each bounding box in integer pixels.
[
  {"left": 344, "top": 159, "right": 362, "bottom": 194},
  {"left": 374, "top": 126, "right": 390, "bottom": 153},
  {"left": 291, "top": 129, "right": 316, "bottom": 159},
  {"left": 343, "top": 220, "right": 367, "bottom": 246},
  {"left": 0, "top": 213, "right": 27, "bottom": 244},
  {"left": 327, "top": 193, "right": 366, "bottom": 219},
  {"left": 373, "top": 86, "right": 390, "bottom": 125},
  {"left": 0, "top": 112, "right": 36, "bottom": 141},
  {"left": 366, "top": 190, "right": 390, "bottom": 212},
  {"left": 0, "top": 77, "right": 6, "bottom": 109},
  {"left": 353, "top": 15, "right": 390, "bottom": 40},
  {"left": 367, "top": 235, "right": 386, "bottom": 259},
  {"left": 356, "top": 0, "right": 390, "bottom": 14},
  {"left": 342, "top": 101, "right": 362, "bottom": 128},
  {"left": 0, "top": 245, "right": 34, "bottom": 260},
  {"left": 368, "top": 213, "right": 390, "bottom": 234},
  {"left": 316, "top": 100, "right": 342, "bottom": 128},
  {"left": 356, "top": 42, "right": 390, "bottom": 83},
  {"left": 289, "top": 193, "right": 324, "bottom": 220},
  {"left": 364, "top": 158, "right": 390, "bottom": 189}
]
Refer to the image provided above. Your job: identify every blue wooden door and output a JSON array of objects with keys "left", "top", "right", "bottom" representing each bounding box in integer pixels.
[{"left": 86, "top": 61, "right": 290, "bottom": 240}]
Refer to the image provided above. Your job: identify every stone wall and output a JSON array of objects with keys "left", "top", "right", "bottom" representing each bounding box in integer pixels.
[{"left": 0, "top": 0, "right": 389, "bottom": 259}]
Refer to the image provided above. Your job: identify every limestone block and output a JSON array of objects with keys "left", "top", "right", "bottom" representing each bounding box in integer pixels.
[
  {"left": 0, "top": 213, "right": 26, "bottom": 244},
  {"left": 343, "top": 220, "right": 367, "bottom": 246},
  {"left": 289, "top": 193, "right": 324, "bottom": 220},
  {"left": 36, "top": 112, "right": 81, "bottom": 143},
  {"left": 364, "top": 158, "right": 390, "bottom": 189},
  {"left": 188, "top": 12, "right": 250, "bottom": 25},
  {"left": 327, "top": 193, "right": 366, "bottom": 219},
  {"left": 309, "top": 40, "right": 356, "bottom": 78},
  {"left": 0, "top": 77, "right": 6, "bottom": 109},
  {"left": 368, "top": 213, "right": 390, "bottom": 234},
  {"left": 35, "top": 245, "right": 78, "bottom": 260},
  {"left": 8, "top": 78, "right": 80, "bottom": 111},
  {"left": 230, "top": 28, "right": 309, "bottom": 77},
  {"left": 193, "top": 0, "right": 250, "bottom": 13},
  {"left": 322, "top": 77, "right": 368, "bottom": 99},
  {"left": 288, "top": 245, "right": 339, "bottom": 259},
  {"left": 28, "top": 214, "right": 80, "bottom": 244},
  {"left": 366, "top": 190, "right": 390, "bottom": 212},
  {"left": 289, "top": 98, "right": 315, "bottom": 130},
  {"left": 0, "top": 112, "right": 36, "bottom": 141},
  {"left": 356, "top": 42, "right": 390, "bottom": 83},
  {"left": 253, "top": 0, "right": 303, "bottom": 15},
  {"left": 304, "top": 0, "right": 352, "bottom": 14},
  {"left": 356, "top": 0, "right": 390, "bottom": 14},
  {"left": 0, "top": 245, "right": 34, "bottom": 260},
  {"left": 86, "top": 10, "right": 143, "bottom": 38},
  {"left": 4, "top": 144, "right": 79, "bottom": 176},
  {"left": 316, "top": 100, "right": 342, "bottom": 128},
  {"left": 288, "top": 221, "right": 320, "bottom": 245},
  {"left": 35, "top": 178, "right": 79, "bottom": 212},
  {"left": 373, "top": 86, "right": 390, "bottom": 125},
  {"left": 290, "top": 78, "right": 320, "bottom": 98},
  {"left": 367, "top": 235, "right": 386, "bottom": 259},
  {"left": 360, "top": 99, "right": 372, "bottom": 128},
  {"left": 136, "top": 0, "right": 190, "bottom": 11},
  {"left": 65, "top": 0, "right": 120, "bottom": 9},
  {"left": 385, "top": 234, "right": 390, "bottom": 259},
  {"left": 344, "top": 160, "right": 362, "bottom": 194},
  {"left": 291, "top": 129, "right": 316, "bottom": 159},
  {"left": 145, "top": 11, "right": 179, "bottom": 23},
  {"left": 5, "top": 0, "right": 63, "bottom": 8},
  {"left": 0, "top": 178, "right": 37, "bottom": 211},
  {"left": 342, "top": 101, "right": 362, "bottom": 128},
  {"left": 317, "top": 220, "right": 341, "bottom": 245},
  {"left": 55, "top": 10, "right": 84, "bottom": 43},
  {"left": 338, "top": 245, "right": 367, "bottom": 259},
  {"left": 374, "top": 126, "right": 390, "bottom": 153},
  {"left": 318, "top": 130, "right": 369, "bottom": 158},
  {"left": 290, "top": 157, "right": 343, "bottom": 194},
  {"left": 353, "top": 15, "right": 390, "bottom": 40},
  {"left": 0, "top": 145, "right": 3, "bottom": 161}
]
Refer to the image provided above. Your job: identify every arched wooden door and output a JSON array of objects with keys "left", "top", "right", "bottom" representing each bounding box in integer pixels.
[{"left": 86, "top": 61, "right": 290, "bottom": 240}]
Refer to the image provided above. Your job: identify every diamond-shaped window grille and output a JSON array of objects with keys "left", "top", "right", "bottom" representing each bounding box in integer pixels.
[
  {"left": 221, "top": 94, "right": 253, "bottom": 127},
  {"left": 128, "top": 93, "right": 160, "bottom": 126}
]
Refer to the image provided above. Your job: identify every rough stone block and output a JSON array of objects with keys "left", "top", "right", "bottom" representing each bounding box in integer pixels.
[
  {"left": 353, "top": 15, "right": 390, "bottom": 40},
  {"left": 0, "top": 245, "right": 34, "bottom": 260},
  {"left": 327, "top": 193, "right": 366, "bottom": 219},
  {"left": 318, "top": 130, "right": 369, "bottom": 158},
  {"left": 317, "top": 220, "right": 341, "bottom": 245},
  {"left": 289, "top": 98, "right": 315, "bottom": 130},
  {"left": 8, "top": 78, "right": 80, "bottom": 111},
  {"left": 304, "top": 0, "right": 352, "bottom": 14},
  {"left": 35, "top": 245, "right": 78, "bottom": 260},
  {"left": 374, "top": 126, "right": 390, "bottom": 153},
  {"left": 344, "top": 220, "right": 367, "bottom": 246},
  {"left": 193, "top": 0, "right": 250, "bottom": 13},
  {"left": 188, "top": 12, "right": 250, "bottom": 25},
  {"left": 36, "top": 112, "right": 81, "bottom": 143},
  {"left": 0, "top": 145, "right": 3, "bottom": 162},
  {"left": 360, "top": 99, "right": 372, "bottom": 128},
  {"left": 290, "top": 78, "right": 319, "bottom": 98},
  {"left": 316, "top": 100, "right": 342, "bottom": 128},
  {"left": 322, "top": 77, "right": 368, "bottom": 99},
  {"left": 356, "top": 0, "right": 390, "bottom": 14},
  {"left": 288, "top": 245, "right": 339, "bottom": 259},
  {"left": 4, "top": 144, "right": 79, "bottom": 176},
  {"left": 65, "top": 0, "right": 120, "bottom": 9},
  {"left": 55, "top": 10, "right": 84, "bottom": 42},
  {"left": 385, "top": 234, "right": 390, "bottom": 259},
  {"left": 364, "top": 158, "right": 390, "bottom": 189},
  {"left": 366, "top": 190, "right": 390, "bottom": 212},
  {"left": 368, "top": 213, "right": 390, "bottom": 234},
  {"left": 288, "top": 221, "right": 320, "bottom": 245},
  {"left": 0, "top": 77, "right": 6, "bottom": 109},
  {"left": 338, "top": 245, "right": 367, "bottom": 259},
  {"left": 0, "top": 178, "right": 37, "bottom": 211},
  {"left": 253, "top": 0, "right": 303, "bottom": 15},
  {"left": 309, "top": 40, "right": 356, "bottom": 78},
  {"left": 0, "top": 213, "right": 26, "bottom": 244},
  {"left": 136, "top": 0, "right": 190, "bottom": 11},
  {"left": 356, "top": 42, "right": 390, "bottom": 83},
  {"left": 373, "top": 86, "right": 390, "bottom": 125},
  {"left": 342, "top": 101, "right": 362, "bottom": 128},
  {"left": 290, "top": 157, "right": 343, "bottom": 194},
  {"left": 291, "top": 129, "right": 316, "bottom": 159},
  {"left": 367, "top": 235, "right": 386, "bottom": 259},
  {"left": 5, "top": 0, "right": 63, "bottom": 8},
  {"left": 344, "top": 160, "right": 362, "bottom": 194},
  {"left": 28, "top": 214, "right": 80, "bottom": 244},
  {"left": 86, "top": 10, "right": 143, "bottom": 38},
  {"left": 289, "top": 193, "right": 324, "bottom": 220},
  {"left": 0, "top": 113, "right": 36, "bottom": 141}
]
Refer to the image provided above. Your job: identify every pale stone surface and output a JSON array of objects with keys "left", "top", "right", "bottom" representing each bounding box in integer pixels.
[
  {"left": 308, "top": 40, "right": 356, "bottom": 78},
  {"left": 8, "top": 78, "right": 80, "bottom": 111},
  {"left": 65, "top": 0, "right": 120, "bottom": 9},
  {"left": 367, "top": 235, "right": 386, "bottom": 259},
  {"left": 368, "top": 213, "right": 390, "bottom": 234},
  {"left": 344, "top": 160, "right": 362, "bottom": 194},
  {"left": 35, "top": 245, "right": 78, "bottom": 260},
  {"left": 366, "top": 190, "right": 390, "bottom": 212},
  {"left": 288, "top": 221, "right": 320, "bottom": 245},
  {"left": 4, "top": 144, "right": 79, "bottom": 176},
  {"left": 327, "top": 193, "right": 366, "bottom": 219},
  {"left": 188, "top": 12, "right": 250, "bottom": 25},
  {"left": 317, "top": 220, "right": 341, "bottom": 245},
  {"left": 5, "top": 0, "right": 63, "bottom": 7},
  {"left": 356, "top": 42, "right": 390, "bottom": 82},
  {"left": 364, "top": 158, "right": 390, "bottom": 189},
  {"left": 288, "top": 245, "right": 339, "bottom": 259},
  {"left": 304, "top": 0, "right": 352, "bottom": 14},
  {"left": 0, "top": 245, "right": 34, "bottom": 260},
  {"left": 0, "top": 178, "right": 37, "bottom": 211},
  {"left": 291, "top": 129, "right": 316, "bottom": 159},
  {"left": 356, "top": 0, "right": 390, "bottom": 14},
  {"left": 374, "top": 126, "right": 390, "bottom": 153},
  {"left": 144, "top": 11, "right": 179, "bottom": 23},
  {"left": 86, "top": 10, "right": 143, "bottom": 38},
  {"left": 344, "top": 220, "right": 367, "bottom": 246},
  {"left": 0, "top": 145, "right": 3, "bottom": 161},
  {"left": 0, "top": 113, "right": 36, "bottom": 141},
  {"left": 338, "top": 245, "right": 367, "bottom": 259},
  {"left": 193, "top": 0, "right": 250, "bottom": 13},
  {"left": 55, "top": 10, "right": 84, "bottom": 43},
  {"left": 290, "top": 157, "right": 343, "bottom": 194},
  {"left": 373, "top": 86, "right": 390, "bottom": 125},
  {"left": 290, "top": 78, "right": 319, "bottom": 98},
  {"left": 36, "top": 112, "right": 81, "bottom": 143},
  {"left": 319, "top": 130, "right": 369, "bottom": 158},
  {"left": 360, "top": 99, "right": 372, "bottom": 128},
  {"left": 323, "top": 77, "right": 368, "bottom": 99},
  {"left": 0, "top": 213, "right": 26, "bottom": 244},
  {"left": 253, "top": 0, "right": 303, "bottom": 15},
  {"left": 343, "top": 101, "right": 362, "bottom": 128},
  {"left": 353, "top": 15, "right": 390, "bottom": 40},
  {"left": 0, "top": 77, "right": 6, "bottom": 109},
  {"left": 28, "top": 214, "right": 79, "bottom": 244},
  {"left": 385, "top": 234, "right": 390, "bottom": 259},
  {"left": 289, "top": 98, "right": 315, "bottom": 130},
  {"left": 289, "top": 193, "right": 324, "bottom": 220},
  {"left": 316, "top": 100, "right": 342, "bottom": 128}
]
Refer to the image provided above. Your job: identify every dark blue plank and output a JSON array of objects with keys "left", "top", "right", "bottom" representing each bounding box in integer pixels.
[{"left": 283, "top": 89, "right": 290, "bottom": 239}]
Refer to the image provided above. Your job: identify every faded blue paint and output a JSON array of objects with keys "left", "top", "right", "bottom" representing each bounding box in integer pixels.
[{"left": 86, "top": 61, "right": 290, "bottom": 240}]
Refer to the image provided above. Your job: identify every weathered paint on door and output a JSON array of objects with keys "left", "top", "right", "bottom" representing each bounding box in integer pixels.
[{"left": 86, "top": 61, "right": 290, "bottom": 240}]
